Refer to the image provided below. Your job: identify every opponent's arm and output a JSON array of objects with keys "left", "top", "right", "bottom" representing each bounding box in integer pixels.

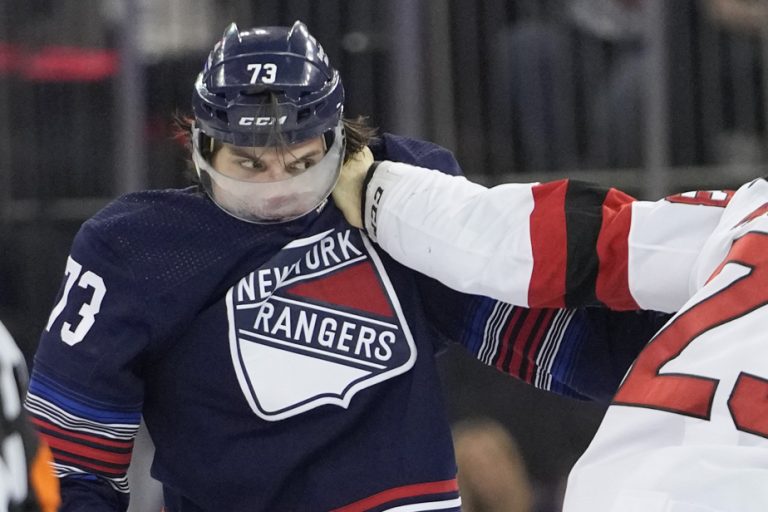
[
  {"left": 335, "top": 159, "right": 730, "bottom": 313},
  {"left": 337, "top": 149, "right": 671, "bottom": 401}
]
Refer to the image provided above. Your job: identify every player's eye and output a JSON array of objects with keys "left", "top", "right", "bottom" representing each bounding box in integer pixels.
[
  {"left": 287, "top": 158, "right": 317, "bottom": 174},
  {"left": 237, "top": 159, "right": 265, "bottom": 171}
]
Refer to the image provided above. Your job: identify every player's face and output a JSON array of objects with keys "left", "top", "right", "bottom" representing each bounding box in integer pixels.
[
  {"left": 192, "top": 121, "right": 344, "bottom": 223},
  {"left": 211, "top": 136, "right": 326, "bottom": 182}
]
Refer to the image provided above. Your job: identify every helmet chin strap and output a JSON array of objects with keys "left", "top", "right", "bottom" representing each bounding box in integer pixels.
[
  {"left": 193, "top": 122, "right": 217, "bottom": 160},
  {"left": 322, "top": 130, "right": 331, "bottom": 152}
]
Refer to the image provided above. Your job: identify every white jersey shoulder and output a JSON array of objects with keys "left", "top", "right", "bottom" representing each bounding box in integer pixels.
[{"left": 564, "top": 179, "right": 768, "bottom": 512}]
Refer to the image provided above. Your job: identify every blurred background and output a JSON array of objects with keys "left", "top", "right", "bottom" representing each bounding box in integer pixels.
[{"left": 1, "top": 0, "right": 767, "bottom": 510}]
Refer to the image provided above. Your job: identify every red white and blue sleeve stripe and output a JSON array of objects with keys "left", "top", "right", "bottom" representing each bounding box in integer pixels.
[
  {"left": 459, "top": 297, "right": 668, "bottom": 401},
  {"left": 24, "top": 370, "right": 141, "bottom": 494},
  {"left": 462, "top": 298, "right": 587, "bottom": 398}
]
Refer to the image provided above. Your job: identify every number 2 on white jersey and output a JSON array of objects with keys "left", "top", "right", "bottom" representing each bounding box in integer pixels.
[
  {"left": 614, "top": 231, "right": 768, "bottom": 438},
  {"left": 45, "top": 256, "right": 106, "bottom": 346}
]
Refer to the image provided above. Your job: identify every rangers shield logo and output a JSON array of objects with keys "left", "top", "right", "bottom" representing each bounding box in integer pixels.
[{"left": 226, "top": 228, "right": 417, "bottom": 421}]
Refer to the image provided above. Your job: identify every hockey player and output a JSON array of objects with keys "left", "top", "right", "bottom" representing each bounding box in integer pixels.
[
  {"left": 332, "top": 158, "right": 768, "bottom": 511},
  {"left": 25, "top": 22, "right": 665, "bottom": 511},
  {"left": 0, "top": 321, "right": 60, "bottom": 512}
]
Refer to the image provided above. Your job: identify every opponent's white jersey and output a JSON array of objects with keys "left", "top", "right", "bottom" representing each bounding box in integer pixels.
[
  {"left": 363, "top": 162, "right": 768, "bottom": 512},
  {"left": 565, "top": 181, "right": 768, "bottom": 512}
]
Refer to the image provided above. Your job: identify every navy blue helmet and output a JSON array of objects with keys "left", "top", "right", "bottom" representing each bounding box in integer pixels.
[
  {"left": 190, "top": 21, "right": 346, "bottom": 224},
  {"left": 192, "top": 21, "right": 345, "bottom": 147}
]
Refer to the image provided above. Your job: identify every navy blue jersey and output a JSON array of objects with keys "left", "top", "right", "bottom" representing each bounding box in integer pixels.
[{"left": 26, "top": 134, "right": 665, "bottom": 511}]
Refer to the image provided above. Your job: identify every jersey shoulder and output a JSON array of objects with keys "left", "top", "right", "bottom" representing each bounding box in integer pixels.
[
  {"left": 87, "top": 186, "right": 214, "bottom": 236},
  {"left": 73, "top": 187, "right": 278, "bottom": 293},
  {"left": 371, "top": 133, "right": 462, "bottom": 176}
]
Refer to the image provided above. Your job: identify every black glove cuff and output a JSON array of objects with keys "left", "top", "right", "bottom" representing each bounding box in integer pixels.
[{"left": 361, "top": 161, "right": 380, "bottom": 235}]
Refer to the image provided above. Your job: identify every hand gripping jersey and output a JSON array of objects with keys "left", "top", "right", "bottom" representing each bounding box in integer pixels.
[
  {"left": 360, "top": 162, "right": 768, "bottom": 512},
  {"left": 26, "top": 136, "right": 661, "bottom": 511}
]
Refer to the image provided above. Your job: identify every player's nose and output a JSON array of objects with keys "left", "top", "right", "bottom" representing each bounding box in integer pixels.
[{"left": 261, "top": 163, "right": 294, "bottom": 181}]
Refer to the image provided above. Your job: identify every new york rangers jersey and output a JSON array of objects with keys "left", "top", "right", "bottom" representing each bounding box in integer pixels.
[
  {"left": 26, "top": 136, "right": 663, "bottom": 511},
  {"left": 358, "top": 162, "right": 768, "bottom": 512}
]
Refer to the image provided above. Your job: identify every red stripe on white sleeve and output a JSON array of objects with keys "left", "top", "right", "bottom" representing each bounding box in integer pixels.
[
  {"left": 596, "top": 188, "right": 639, "bottom": 310},
  {"left": 529, "top": 180, "right": 569, "bottom": 308}
]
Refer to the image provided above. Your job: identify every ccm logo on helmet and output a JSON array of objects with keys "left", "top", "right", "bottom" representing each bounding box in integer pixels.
[{"left": 239, "top": 116, "right": 288, "bottom": 126}]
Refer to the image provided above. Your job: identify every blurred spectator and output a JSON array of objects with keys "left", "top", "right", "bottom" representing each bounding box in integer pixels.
[
  {"left": 494, "top": 0, "right": 647, "bottom": 172},
  {"left": 705, "top": 0, "right": 768, "bottom": 34},
  {"left": 702, "top": 0, "right": 768, "bottom": 165},
  {"left": 453, "top": 417, "right": 534, "bottom": 512}
]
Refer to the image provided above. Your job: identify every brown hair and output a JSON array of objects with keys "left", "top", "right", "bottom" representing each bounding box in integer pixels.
[{"left": 341, "top": 116, "right": 378, "bottom": 158}]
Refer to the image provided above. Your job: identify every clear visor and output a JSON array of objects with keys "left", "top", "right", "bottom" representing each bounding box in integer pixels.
[{"left": 192, "top": 121, "right": 345, "bottom": 223}]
